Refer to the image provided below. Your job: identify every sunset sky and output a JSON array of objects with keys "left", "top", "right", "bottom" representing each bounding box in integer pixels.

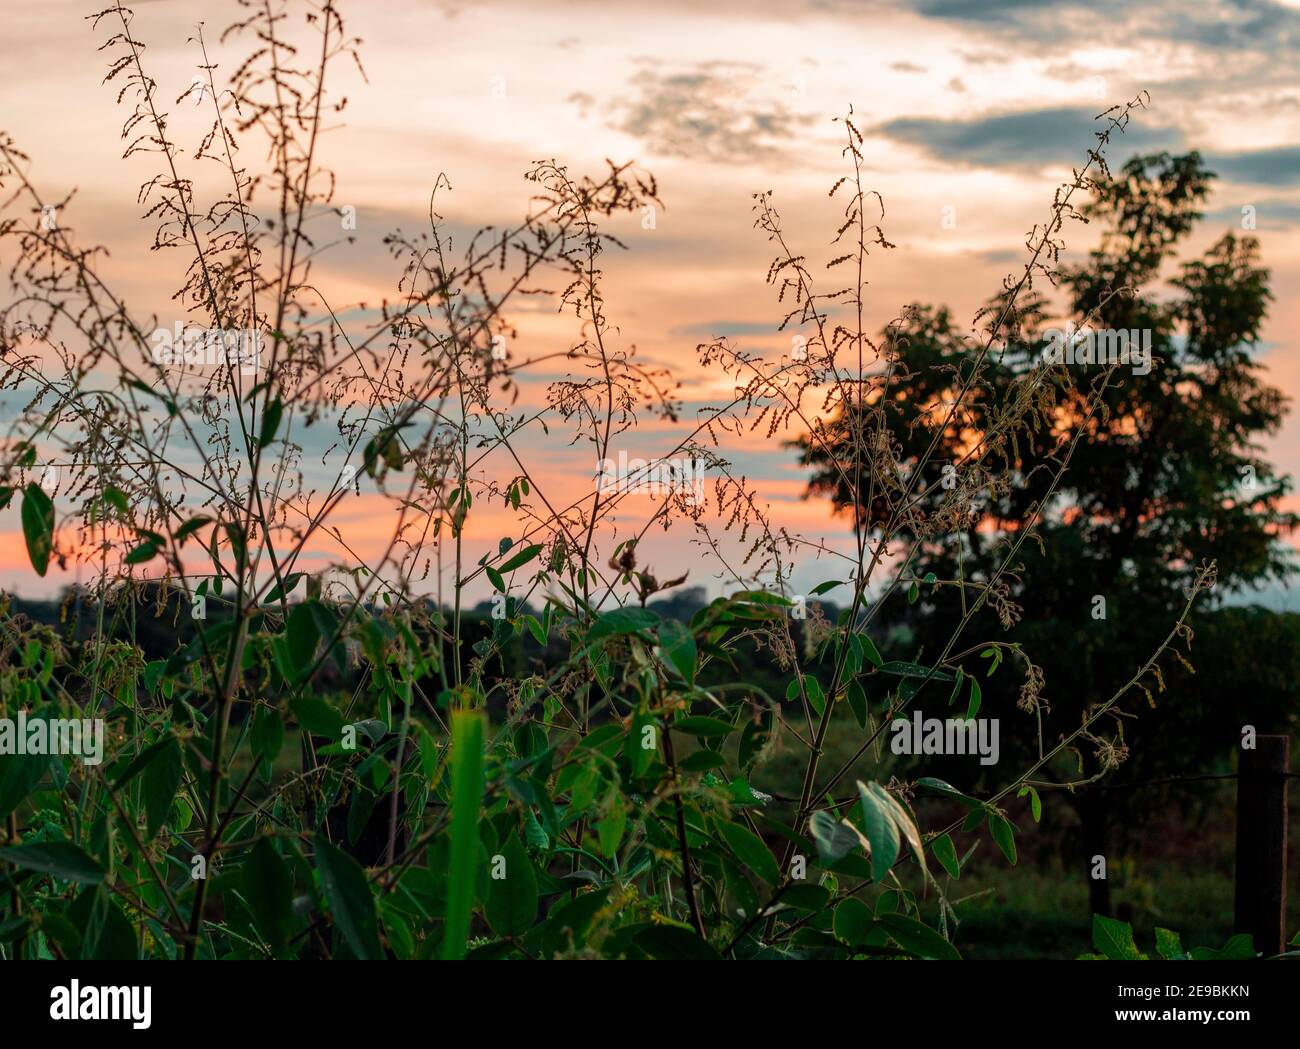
[{"left": 2, "top": 0, "right": 1299, "bottom": 606}]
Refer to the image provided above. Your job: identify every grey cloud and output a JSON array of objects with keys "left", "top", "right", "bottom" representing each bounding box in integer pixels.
[
  {"left": 876, "top": 107, "right": 1182, "bottom": 168},
  {"left": 670, "top": 321, "right": 779, "bottom": 338},
  {"left": 602, "top": 62, "right": 813, "bottom": 163},
  {"left": 1205, "top": 146, "right": 1300, "bottom": 186},
  {"left": 1205, "top": 198, "right": 1300, "bottom": 228},
  {"left": 908, "top": 0, "right": 1300, "bottom": 54}
]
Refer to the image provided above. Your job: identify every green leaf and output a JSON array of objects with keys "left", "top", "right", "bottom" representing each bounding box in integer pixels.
[
  {"left": 810, "top": 579, "right": 844, "bottom": 596},
  {"left": 856, "top": 632, "right": 883, "bottom": 668},
  {"left": 782, "top": 884, "right": 831, "bottom": 912},
  {"left": 931, "top": 833, "right": 960, "bottom": 879},
  {"left": 20, "top": 484, "right": 54, "bottom": 577},
  {"left": 876, "top": 660, "right": 953, "bottom": 682},
  {"left": 1092, "top": 913, "right": 1143, "bottom": 960},
  {"left": 175, "top": 516, "right": 212, "bottom": 542},
  {"left": 542, "top": 888, "right": 610, "bottom": 958},
  {"left": 1188, "top": 934, "right": 1256, "bottom": 960},
  {"left": 804, "top": 676, "right": 826, "bottom": 717},
  {"left": 858, "top": 781, "right": 900, "bottom": 882},
  {"left": 314, "top": 835, "right": 383, "bottom": 960},
  {"left": 264, "top": 572, "right": 304, "bottom": 605},
  {"left": 485, "top": 566, "right": 506, "bottom": 593},
  {"left": 633, "top": 924, "right": 720, "bottom": 960},
  {"left": 141, "top": 736, "right": 183, "bottom": 839},
  {"left": 914, "top": 777, "right": 982, "bottom": 809},
  {"left": 285, "top": 600, "right": 323, "bottom": 673},
  {"left": 485, "top": 834, "right": 539, "bottom": 938},
  {"left": 0, "top": 842, "right": 103, "bottom": 884},
  {"left": 832, "top": 897, "right": 874, "bottom": 945},
  {"left": 585, "top": 607, "right": 660, "bottom": 643},
  {"left": 124, "top": 539, "right": 161, "bottom": 565},
  {"left": 857, "top": 780, "right": 929, "bottom": 884},
  {"left": 672, "top": 716, "right": 734, "bottom": 738},
  {"left": 988, "top": 812, "right": 1018, "bottom": 865},
  {"left": 291, "top": 697, "right": 343, "bottom": 740},
  {"left": 966, "top": 677, "right": 982, "bottom": 719},
  {"left": 251, "top": 704, "right": 284, "bottom": 764},
  {"left": 878, "top": 912, "right": 961, "bottom": 960},
  {"left": 1154, "top": 926, "right": 1184, "bottom": 961},
  {"left": 596, "top": 794, "right": 627, "bottom": 858},
  {"left": 717, "top": 821, "right": 780, "bottom": 885},
  {"left": 499, "top": 542, "right": 544, "bottom": 574},
  {"left": 442, "top": 711, "right": 486, "bottom": 960},
  {"left": 657, "top": 620, "right": 697, "bottom": 683},
  {"left": 809, "top": 810, "right": 860, "bottom": 865},
  {"left": 245, "top": 837, "right": 294, "bottom": 957},
  {"left": 847, "top": 678, "right": 869, "bottom": 727},
  {"left": 259, "top": 397, "right": 283, "bottom": 449},
  {"left": 0, "top": 753, "right": 49, "bottom": 819}
]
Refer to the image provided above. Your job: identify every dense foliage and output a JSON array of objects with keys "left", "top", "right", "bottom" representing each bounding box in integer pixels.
[{"left": 0, "top": 3, "right": 1270, "bottom": 961}]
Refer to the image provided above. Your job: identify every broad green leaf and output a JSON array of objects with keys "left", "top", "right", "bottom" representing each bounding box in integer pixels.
[
  {"left": 258, "top": 396, "right": 283, "bottom": 449},
  {"left": 879, "top": 912, "right": 961, "bottom": 960},
  {"left": 0, "top": 753, "right": 49, "bottom": 819},
  {"left": 585, "top": 607, "right": 659, "bottom": 643},
  {"left": 633, "top": 924, "right": 720, "bottom": 960},
  {"left": 141, "top": 736, "right": 183, "bottom": 839},
  {"left": 1092, "top": 913, "right": 1143, "bottom": 960},
  {"left": 245, "top": 837, "right": 294, "bottom": 957},
  {"left": 931, "top": 833, "right": 960, "bottom": 879},
  {"left": 314, "top": 835, "right": 383, "bottom": 960},
  {"left": 804, "top": 676, "right": 826, "bottom": 717},
  {"left": 499, "top": 543, "right": 544, "bottom": 574},
  {"left": 782, "top": 884, "right": 831, "bottom": 912},
  {"left": 809, "top": 810, "right": 860, "bottom": 865},
  {"left": 596, "top": 793, "right": 627, "bottom": 858},
  {"left": 285, "top": 600, "right": 323, "bottom": 673},
  {"left": 832, "top": 897, "right": 874, "bottom": 945},
  {"left": 21, "top": 484, "right": 54, "bottom": 577},
  {"left": 673, "top": 716, "right": 734, "bottom": 738},
  {"left": 856, "top": 632, "right": 883, "bottom": 668},
  {"left": 915, "top": 776, "right": 983, "bottom": 809},
  {"left": 657, "top": 620, "right": 697, "bottom": 683},
  {"left": 124, "top": 539, "right": 160, "bottom": 565},
  {"left": 717, "top": 821, "right": 780, "bottom": 885},
  {"left": 485, "top": 834, "right": 539, "bottom": 938},
  {"left": 0, "top": 842, "right": 103, "bottom": 884},
  {"left": 291, "top": 697, "right": 343, "bottom": 740},
  {"left": 543, "top": 888, "right": 611, "bottom": 958},
  {"left": 251, "top": 704, "right": 285, "bottom": 764},
  {"left": 988, "top": 812, "right": 1018, "bottom": 865},
  {"left": 858, "top": 781, "right": 900, "bottom": 882},
  {"left": 1154, "top": 926, "right": 1184, "bottom": 960}
]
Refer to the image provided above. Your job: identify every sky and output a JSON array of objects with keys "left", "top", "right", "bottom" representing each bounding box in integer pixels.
[{"left": 1, "top": 0, "right": 1299, "bottom": 607}]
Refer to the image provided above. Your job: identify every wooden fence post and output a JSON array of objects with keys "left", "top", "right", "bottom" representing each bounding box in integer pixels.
[{"left": 1233, "top": 735, "right": 1289, "bottom": 956}]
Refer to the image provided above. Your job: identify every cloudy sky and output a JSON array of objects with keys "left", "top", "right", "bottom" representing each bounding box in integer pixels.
[{"left": 2, "top": 0, "right": 1299, "bottom": 605}]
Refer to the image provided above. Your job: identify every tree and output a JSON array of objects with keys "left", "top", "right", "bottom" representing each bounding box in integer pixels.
[{"left": 798, "top": 152, "right": 1298, "bottom": 916}]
